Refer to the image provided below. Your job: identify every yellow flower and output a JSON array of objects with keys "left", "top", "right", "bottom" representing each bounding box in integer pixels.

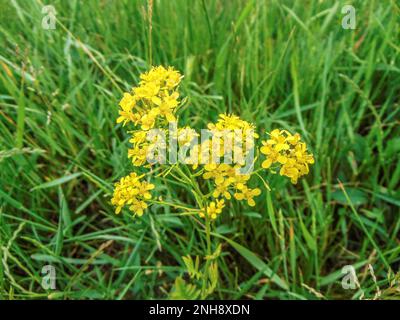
[
  {"left": 140, "top": 108, "right": 158, "bottom": 130},
  {"left": 260, "top": 129, "right": 314, "bottom": 184},
  {"left": 129, "top": 130, "right": 147, "bottom": 144},
  {"left": 128, "top": 199, "right": 148, "bottom": 217},
  {"left": 212, "top": 177, "right": 235, "bottom": 199},
  {"left": 211, "top": 113, "right": 258, "bottom": 135},
  {"left": 116, "top": 66, "right": 182, "bottom": 133},
  {"left": 111, "top": 173, "right": 155, "bottom": 216},
  {"left": 177, "top": 127, "right": 199, "bottom": 147},
  {"left": 128, "top": 144, "right": 149, "bottom": 166},
  {"left": 155, "top": 91, "right": 179, "bottom": 122},
  {"left": 134, "top": 82, "right": 161, "bottom": 105},
  {"left": 199, "top": 199, "right": 225, "bottom": 220},
  {"left": 232, "top": 173, "right": 250, "bottom": 190},
  {"left": 234, "top": 186, "right": 261, "bottom": 207},
  {"left": 140, "top": 66, "right": 181, "bottom": 89},
  {"left": 206, "top": 114, "right": 258, "bottom": 169},
  {"left": 117, "top": 93, "right": 141, "bottom": 126},
  {"left": 203, "top": 163, "right": 233, "bottom": 185},
  {"left": 164, "top": 67, "right": 182, "bottom": 89}
]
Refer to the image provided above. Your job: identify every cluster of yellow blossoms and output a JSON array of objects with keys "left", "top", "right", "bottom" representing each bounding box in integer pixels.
[
  {"left": 260, "top": 129, "right": 315, "bottom": 184},
  {"left": 111, "top": 173, "right": 154, "bottom": 216},
  {"left": 112, "top": 66, "right": 182, "bottom": 216},
  {"left": 118, "top": 66, "right": 182, "bottom": 167},
  {"left": 199, "top": 199, "right": 225, "bottom": 220},
  {"left": 185, "top": 114, "right": 262, "bottom": 219},
  {"left": 117, "top": 66, "right": 181, "bottom": 129},
  {"left": 111, "top": 66, "right": 315, "bottom": 218}
]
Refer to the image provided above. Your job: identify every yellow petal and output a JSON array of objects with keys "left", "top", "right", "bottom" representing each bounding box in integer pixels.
[
  {"left": 215, "top": 176, "right": 224, "bottom": 185},
  {"left": 262, "top": 158, "right": 272, "bottom": 169},
  {"left": 117, "top": 116, "right": 125, "bottom": 124},
  {"left": 166, "top": 113, "right": 176, "bottom": 122},
  {"left": 152, "top": 97, "right": 162, "bottom": 105},
  {"left": 275, "top": 143, "right": 289, "bottom": 152},
  {"left": 234, "top": 193, "right": 244, "bottom": 201},
  {"left": 277, "top": 155, "right": 287, "bottom": 164}
]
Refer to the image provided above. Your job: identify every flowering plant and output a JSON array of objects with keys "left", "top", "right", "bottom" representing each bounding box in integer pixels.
[{"left": 111, "top": 66, "right": 314, "bottom": 298}]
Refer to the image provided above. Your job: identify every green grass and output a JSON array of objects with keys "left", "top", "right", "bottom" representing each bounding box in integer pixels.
[{"left": 1, "top": 0, "right": 400, "bottom": 300}]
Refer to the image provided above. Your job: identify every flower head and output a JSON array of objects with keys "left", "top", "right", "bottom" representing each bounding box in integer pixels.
[
  {"left": 199, "top": 199, "right": 225, "bottom": 220},
  {"left": 117, "top": 66, "right": 182, "bottom": 131},
  {"left": 111, "top": 172, "right": 154, "bottom": 216},
  {"left": 234, "top": 186, "right": 261, "bottom": 206},
  {"left": 260, "top": 129, "right": 314, "bottom": 184}
]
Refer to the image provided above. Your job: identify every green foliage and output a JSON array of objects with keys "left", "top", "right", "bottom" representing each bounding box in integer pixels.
[
  {"left": 182, "top": 255, "right": 202, "bottom": 280},
  {"left": 175, "top": 251, "right": 220, "bottom": 300},
  {"left": 169, "top": 277, "right": 200, "bottom": 300},
  {"left": 0, "top": 0, "right": 399, "bottom": 300}
]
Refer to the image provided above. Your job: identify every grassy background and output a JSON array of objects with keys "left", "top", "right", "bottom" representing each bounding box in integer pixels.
[{"left": 0, "top": 0, "right": 399, "bottom": 299}]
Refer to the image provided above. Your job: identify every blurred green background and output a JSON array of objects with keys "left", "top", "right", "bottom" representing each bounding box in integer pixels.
[{"left": 0, "top": 0, "right": 399, "bottom": 299}]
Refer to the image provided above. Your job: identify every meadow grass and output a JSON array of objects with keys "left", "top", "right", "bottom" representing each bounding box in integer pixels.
[{"left": 0, "top": 0, "right": 399, "bottom": 300}]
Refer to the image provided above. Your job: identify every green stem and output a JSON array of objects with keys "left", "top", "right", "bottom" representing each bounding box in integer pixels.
[{"left": 201, "top": 216, "right": 212, "bottom": 298}]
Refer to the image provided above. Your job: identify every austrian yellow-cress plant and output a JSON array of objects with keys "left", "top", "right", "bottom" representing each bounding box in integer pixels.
[{"left": 111, "top": 65, "right": 315, "bottom": 299}]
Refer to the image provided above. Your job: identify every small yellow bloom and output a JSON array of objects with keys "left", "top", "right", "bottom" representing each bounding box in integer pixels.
[
  {"left": 234, "top": 187, "right": 261, "bottom": 207},
  {"left": 140, "top": 108, "right": 158, "bottom": 130},
  {"left": 177, "top": 127, "right": 199, "bottom": 147},
  {"left": 203, "top": 163, "right": 232, "bottom": 185},
  {"left": 116, "top": 66, "right": 182, "bottom": 132},
  {"left": 117, "top": 93, "right": 141, "bottom": 126},
  {"left": 134, "top": 82, "right": 161, "bottom": 104},
  {"left": 199, "top": 199, "right": 225, "bottom": 220},
  {"left": 111, "top": 173, "right": 154, "bottom": 216},
  {"left": 212, "top": 177, "right": 235, "bottom": 199},
  {"left": 260, "top": 129, "right": 314, "bottom": 184}
]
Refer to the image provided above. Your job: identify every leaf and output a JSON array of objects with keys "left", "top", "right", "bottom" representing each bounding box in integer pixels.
[
  {"left": 156, "top": 215, "right": 184, "bottom": 227},
  {"left": 320, "top": 260, "right": 368, "bottom": 286},
  {"left": 205, "top": 244, "right": 222, "bottom": 260},
  {"left": 215, "top": 224, "right": 236, "bottom": 234},
  {"left": 243, "top": 211, "right": 262, "bottom": 219},
  {"left": 332, "top": 188, "right": 367, "bottom": 206},
  {"left": 266, "top": 192, "right": 279, "bottom": 237},
  {"left": 204, "top": 262, "right": 218, "bottom": 296},
  {"left": 169, "top": 277, "right": 200, "bottom": 300},
  {"left": 32, "top": 172, "right": 82, "bottom": 190},
  {"left": 297, "top": 211, "right": 316, "bottom": 251},
  {"left": 182, "top": 255, "right": 201, "bottom": 280},
  {"left": 213, "top": 233, "right": 288, "bottom": 290}
]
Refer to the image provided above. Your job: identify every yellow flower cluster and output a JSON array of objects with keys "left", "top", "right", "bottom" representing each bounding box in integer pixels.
[
  {"left": 207, "top": 114, "right": 258, "bottom": 164},
  {"left": 119, "top": 66, "right": 182, "bottom": 167},
  {"left": 199, "top": 199, "right": 225, "bottom": 220},
  {"left": 127, "top": 129, "right": 167, "bottom": 166},
  {"left": 111, "top": 172, "right": 155, "bottom": 216},
  {"left": 260, "top": 129, "right": 315, "bottom": 184},
  {"left": 190, "top": 114, "right": 262, "bottom": 218},
  {"left": 177, "top": 127, "right": 199, "bottom": 148},
  {"left": 117, "top": 66, "right": 181, "bottom": 129},
  {"left": 111, "top": 66, "right": 315, "bottom": 219},
  {"left": 112, "top": 66, "right": 181, "bottom": 216}
]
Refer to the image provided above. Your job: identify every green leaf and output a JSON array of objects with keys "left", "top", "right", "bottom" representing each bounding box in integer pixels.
[
  {"left": 297, "top": 211, "right": 316, "bottom": 251},
  {"left": 243, "top": 211, "right": 262, "bottom": 219},
  {"left": 32, "top": 172, "right": 82, "bottom": 190},
  {"left": 213, "top": 233, "right": 288, "bottom": 290},
  {"left": 332, "top": 188, "right": 367, "bottom": 206},
  {"left": 182, "top": 255, "right": 201, "bottom": 280},
  {"left": 169, "top": 277, "right": 200, "bottom": 300}
]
